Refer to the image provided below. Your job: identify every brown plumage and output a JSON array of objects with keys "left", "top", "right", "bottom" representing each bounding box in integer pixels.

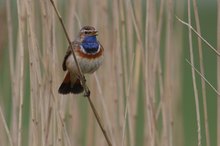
[{"left": 58, "top": 26, "right": 104, "bottom": 94}]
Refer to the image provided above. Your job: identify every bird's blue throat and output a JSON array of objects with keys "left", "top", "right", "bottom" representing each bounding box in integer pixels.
[{"left": 81, "top": 36, "right": 99, "bottom": 53}]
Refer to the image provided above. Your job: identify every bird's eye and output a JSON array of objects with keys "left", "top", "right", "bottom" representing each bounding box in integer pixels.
[{"left": 85, "top": 31, "right": 89, "bottom": 34}]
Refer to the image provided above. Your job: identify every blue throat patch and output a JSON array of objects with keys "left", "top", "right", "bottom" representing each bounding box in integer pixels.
[{"left": 81, "top": 36, "right": 99, "bottom": 53}]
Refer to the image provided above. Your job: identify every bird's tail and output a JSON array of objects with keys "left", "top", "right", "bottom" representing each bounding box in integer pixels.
[{"left": 58, "top": 72, "right": 84, "bottom": 94}]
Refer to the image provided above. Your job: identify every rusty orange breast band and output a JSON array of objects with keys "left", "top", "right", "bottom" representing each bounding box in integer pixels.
[{"left": 75, "top": 46, "right": 104, "bottom": 59}]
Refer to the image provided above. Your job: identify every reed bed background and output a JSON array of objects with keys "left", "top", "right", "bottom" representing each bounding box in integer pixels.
[{"left": 0, "top": 0, "right": 219, "bottom": 146}]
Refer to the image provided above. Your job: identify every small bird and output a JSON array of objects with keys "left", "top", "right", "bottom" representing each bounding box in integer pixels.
[{"left": 58, "top": 26, "right": 104, "bottom": 94}]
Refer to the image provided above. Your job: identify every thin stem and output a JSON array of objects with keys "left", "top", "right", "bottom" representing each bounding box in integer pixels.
[
  {"left": 0, "top": 106, "right": 13, "bottom": 146},
  {"left": 87, "top": 96, "right": 112, "bottom": 146},
  {"left": 187, "top": 0, "right": 201, "bottom": 145},
  {"left": 94, "top": 73, "right": 116, "bottom": 146},
  {"left": 6, "top": 0, "right": 14, "bottom": 78},
  {"left": 192, "top": 0, "right": 210, "bottom": 145},
  {"left": 17, "top": 0, "right": 25, "bottom": 146},
  {"left": 176, "top": 16, "right": 220, "bottom": 56},
  {"left": 186, "top": 59, "right": 220, "bottom": 96},
  {"left": 49, "top": 0, "right": 89, "bottom": 95},
  {"left": 49, "top": 1, "right": 112, "bottom": 145}
]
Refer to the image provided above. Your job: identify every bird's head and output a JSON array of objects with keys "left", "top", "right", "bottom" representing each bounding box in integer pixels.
[
  {"left": 79, "top": 26, "right": 98, "bottom": 42},
  {"left": 77, "top": 26, "right": 100, "bottom": 53}
]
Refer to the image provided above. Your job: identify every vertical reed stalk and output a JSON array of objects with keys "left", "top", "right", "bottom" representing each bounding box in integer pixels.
[
  {"left": 163, "top": 0, "right": 175, "bottom": 145},
  {"left": 187, "top": 0, "right": 201, "bottom": 146},
  {"left": 192, "top": 1, "right": 210, "bottom": 146},
  {"left": 6, "top": 0, "right": 14, "bottom": 80},
  {"left": 94, "top": 74, "right": 115, "bottom": 146},
  {"left": 6, "top": 0, "right": 16, "bottom": 144},
  {"left": 145, "top": 0, "right": 157, "bottom": 145},
  {"left": 26, "top": 0, "right": 43, "bottom": 145},
  {"left": 16, "top": 0, "right": 26, "bottom": 145}
]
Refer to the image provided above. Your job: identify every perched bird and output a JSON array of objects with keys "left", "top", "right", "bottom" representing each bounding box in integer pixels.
[{"left": 58, "top": 26, "right": 104, "bottom": 94}]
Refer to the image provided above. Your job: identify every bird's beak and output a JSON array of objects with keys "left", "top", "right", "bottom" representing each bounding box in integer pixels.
[{"left": 92, "top": 30, "right": 98, "bottom": 36}]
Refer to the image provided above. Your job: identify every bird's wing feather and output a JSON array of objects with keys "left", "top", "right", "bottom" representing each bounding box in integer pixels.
[{"left": 62, "top": 41, "right": 80, "bottom": 71}]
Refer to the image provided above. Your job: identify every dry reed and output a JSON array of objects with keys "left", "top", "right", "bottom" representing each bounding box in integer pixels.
[
  {"left": 2, "top": 0, "right": 219, "bottom": 146},
  {"left": 192, "top": 0, "right": 210, "bottom": 145},
  {"left": 187, "top": 0, "right": 201, "bottom": 145}
]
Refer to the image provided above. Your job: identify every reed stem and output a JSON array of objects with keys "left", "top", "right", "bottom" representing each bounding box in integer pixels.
[{"left": 49, "top": 1, "right": 112, "bottom": 145}]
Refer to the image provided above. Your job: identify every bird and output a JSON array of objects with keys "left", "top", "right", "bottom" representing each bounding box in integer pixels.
[{"left": 58, "top": 26, "right": 104, "bottom": 94}]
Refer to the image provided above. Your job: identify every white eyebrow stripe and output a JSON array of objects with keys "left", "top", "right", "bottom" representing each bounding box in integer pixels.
[{"left": 81, "top": 30, "right": 97, "bottom": 33}]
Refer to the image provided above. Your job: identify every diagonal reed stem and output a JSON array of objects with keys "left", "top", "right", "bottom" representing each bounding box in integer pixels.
[
  {"left": 186, "top": 59, "right": 220, "bottom": 96},
  {"left": 49, "top": 0, "right": 89, "bottom": 95},
  {"left": 87, "top": 96, "right": 112, "bottom": 146},
  {"left": 176, "top": 16, "right": 220, "bottom": 57},
  {"left": 49, "top": 0, "right": 112, "bottom": 145}
]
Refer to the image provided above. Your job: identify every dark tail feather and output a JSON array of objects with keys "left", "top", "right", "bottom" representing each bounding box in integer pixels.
[
  {"left": 58, "top": 72, "right": 71, "bottom": 94},
  {"left": 58, "top": 72, "right": 84, "bottom": 94},
  {"left": 70, "top": 79, "right": 84, "bottom": 94}
]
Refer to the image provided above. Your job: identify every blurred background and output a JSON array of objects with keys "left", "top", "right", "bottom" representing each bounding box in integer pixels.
[{"left": 0, "top": 0, "right": 219, "bottom": 146}]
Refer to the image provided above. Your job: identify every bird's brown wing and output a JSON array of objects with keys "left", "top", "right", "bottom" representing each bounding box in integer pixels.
[{"left": 62, "top": 41, "right": 80, "bottom": 71}]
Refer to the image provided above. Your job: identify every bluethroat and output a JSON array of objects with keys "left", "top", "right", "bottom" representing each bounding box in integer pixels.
[{"left": 58, "top": 26, "right": 104, "bottom": 94}]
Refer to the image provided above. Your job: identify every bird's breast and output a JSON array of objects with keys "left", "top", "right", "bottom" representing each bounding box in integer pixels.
[{"left": 66, "top": 47, "right": 104, "bottom": 74}]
